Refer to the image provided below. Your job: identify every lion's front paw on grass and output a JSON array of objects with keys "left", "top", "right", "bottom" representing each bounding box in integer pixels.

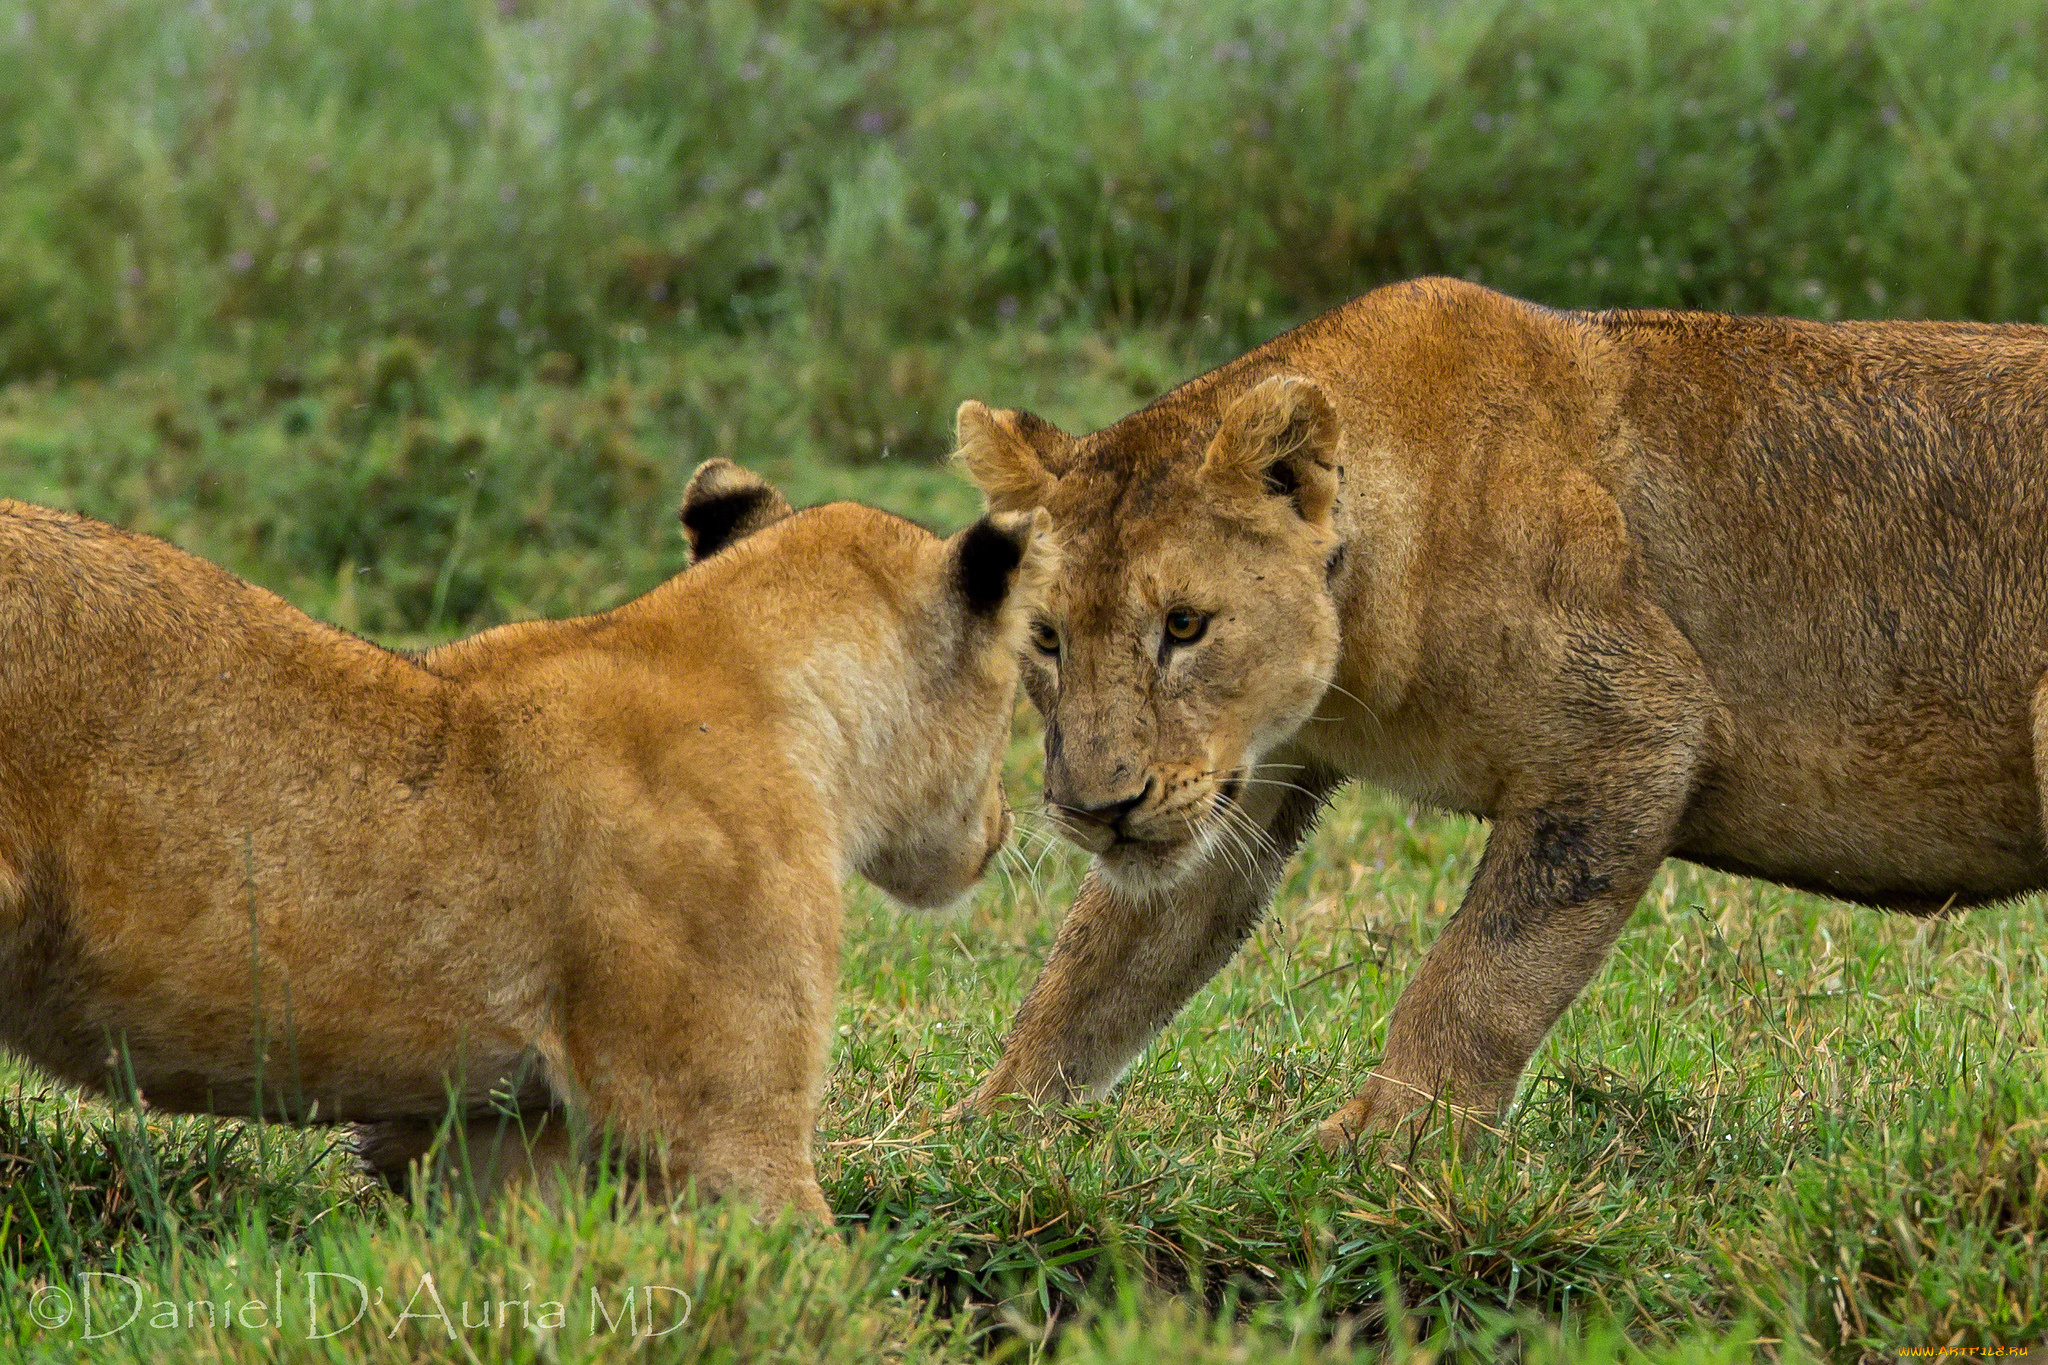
[
  {"left": 1312, "top": 1077, "right": 1497, "bottom": 1159},
  {"left": 938, "top": 1090, "right": 1022, "bottom": 1125}
]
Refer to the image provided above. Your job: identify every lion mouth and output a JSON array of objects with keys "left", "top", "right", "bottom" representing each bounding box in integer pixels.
[
  {"left": 1091, "top": 782, "right": 1267, "bottom": 893},
  {"left": 1049, "top": 812, "right": 1173, "bottom": 858},
  {"left": 1049, "top": 778, "right": 1246, "bottom": 871}
]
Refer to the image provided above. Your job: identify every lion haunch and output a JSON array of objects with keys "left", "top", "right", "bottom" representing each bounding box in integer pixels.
[
  {"left": 952, "top": 276, "right": 2048, "bottom": 1152},
  {"left": 0, "top": 462, "right": 1052, "bottom": 1216}
]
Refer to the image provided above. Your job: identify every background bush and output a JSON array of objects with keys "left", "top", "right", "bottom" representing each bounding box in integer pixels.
[
  {"left": 9, "top": 0, "right": 2046, "bottom": 631},
  {"left": 6, "top": 0, "right": 2047, "bottom": 394}
]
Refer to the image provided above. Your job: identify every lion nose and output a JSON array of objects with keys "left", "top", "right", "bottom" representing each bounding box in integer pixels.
[{"left": 1060, "top": 783, "right": 1149, "bottom": 832}]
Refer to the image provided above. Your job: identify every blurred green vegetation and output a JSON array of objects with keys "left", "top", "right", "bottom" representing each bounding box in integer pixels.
[
  {"left": 7, "top": 0, "right": 2048, "bottom": 388},
  {"left": 8, "top": 0, "right": 2048, "bottom": 636},
  {"left": 0, "top": 325, "right": 1181, "bottom": 638},
  {"left": 8, "top": 0, "right": 2039, "bottom": 638}
]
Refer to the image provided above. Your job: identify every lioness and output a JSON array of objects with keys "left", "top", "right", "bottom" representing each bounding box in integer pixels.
[
  {"left": 0, "top": 461, "right": 1049, "bottom": 1216},
  {"left": 953, "top": 276, "right": 2048, "bottom": 1151}
]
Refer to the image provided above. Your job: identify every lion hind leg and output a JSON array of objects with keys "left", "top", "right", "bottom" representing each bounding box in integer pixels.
[
  {"left": 353, "top": 1118, "right": 437, "bottom": 1192},
  {"left": 2031, "top": 669, "right": 2048, "bottom": 854}
]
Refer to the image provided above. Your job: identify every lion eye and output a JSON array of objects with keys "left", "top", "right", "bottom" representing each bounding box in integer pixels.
[
  {"left": 1028, "top": 620, "right": 1062, "bottom": 657},
  {"left": 1163, "top": 609, "right": 1208, "bottom": 645}
]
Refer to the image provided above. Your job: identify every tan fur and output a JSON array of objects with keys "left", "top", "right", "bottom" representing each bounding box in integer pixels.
[
  {"left": 0, "top": 463, "right": 1051, "bottom": 1215},
  {"left": 953, "top": 277, "right": 2048, "bottom": 1153}
]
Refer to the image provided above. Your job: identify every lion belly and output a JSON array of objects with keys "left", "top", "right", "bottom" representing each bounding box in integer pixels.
[
  {"left": 1602, "top": 313, "right": 2048, "bottom": 911},
  {"left": 1672, "top": 737, "right": 2048, "bottom": 911},
  {"left": 0, "top": 841, "right": 557, "bottom": 1122}
]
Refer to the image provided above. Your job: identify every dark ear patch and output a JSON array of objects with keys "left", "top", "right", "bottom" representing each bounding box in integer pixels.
[
  {"left": 1008, "top": 409, "right": 1062, "bottom": 443},
  {"left": 678, "top": 459, "right": 793, "bottom": 561},
  {"left": 954, "top": 516, "right": 1026, "bottom": 616},
  {"left": 1264, "top": 459, "right": 1302, "bottom": 500},
  {"left": 681, "top": 489, "right": 771, "bottom": 558},
  {"left": 1198, "top": 376, "right": 1341, "bottom": 529}
]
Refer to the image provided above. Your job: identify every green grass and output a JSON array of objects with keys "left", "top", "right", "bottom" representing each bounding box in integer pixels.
[{"left": 3, "top": 415, "right": 2046, "bottom": 1356}]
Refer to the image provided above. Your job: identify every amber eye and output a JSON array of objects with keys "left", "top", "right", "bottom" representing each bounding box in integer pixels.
[
  {"left": 1164, "top": 608, "right": 1208, "bottom": 644},
  {"left": 1028, "top": 620, "right": 1061, "bottom": 657}
]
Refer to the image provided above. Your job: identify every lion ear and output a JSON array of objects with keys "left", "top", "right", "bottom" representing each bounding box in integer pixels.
[
  {"left": 1198, "top": 376, "right": 1340, "bottom": 529},
  {"left": 954, "top": 401, "right": 1069, "bottom": 513},
  {"left": 678, "top": 459, "right": 794, "bottom": 561},
  {"left": 947, "top": 507, "right": 1055, "bottom": 628}
]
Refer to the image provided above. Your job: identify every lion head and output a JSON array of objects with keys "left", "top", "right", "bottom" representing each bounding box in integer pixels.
[
  {"left": 954, "top": 375, "right": 1347, "bottom": 893},
  {"left": 844, "top": 510, "right": 1055, "bottom": 911},
  {"left": 679, "top": 458, "right": 1053, "bottom": 911}
]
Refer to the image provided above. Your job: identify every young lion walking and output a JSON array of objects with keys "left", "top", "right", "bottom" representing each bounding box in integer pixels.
[
  {"left": 0, "top": 461, "right": 1049, "bottom": 1217},
  {"left": 951, "top": 276, "right": 2048, "bottom": 1153}
]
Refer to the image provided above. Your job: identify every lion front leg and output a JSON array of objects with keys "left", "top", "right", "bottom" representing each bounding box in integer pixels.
[
  {"left": 962, "top": 774, "right": 1338, "bottom": 1114},
  {"left": 550, "top": 906, "right": 839, "bottom": 1223},
  {"left": 1315, "top": 805, "right": 1672, "bottom": 1156},
  {"left": 550, "top": 1065, "right": 832, "bottom": 1221},
  {"left": 962, "top": 870, "right": 1203, "bottom": 1110},
  {"left": 593, "top": 1082, "right": 829, "bottom": 1221},
  {"left": 1319, "top": 618, "right": 1709, "bottom": 1156}
]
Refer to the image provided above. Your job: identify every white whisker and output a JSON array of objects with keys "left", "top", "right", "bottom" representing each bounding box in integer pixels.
[
  {"left": 991, "top": 847, "right": 1023, "bottom": 901},
  {"left": 1231, "top": 776, "right": 1323, "bottom": 799},
  {"left": 1212, "top": 793, "right": 1281, "bottom": 865},
  {"left": 1024, "top": 835, "right": 1064, "bottom": 881},
  {"left": 1199, "top": 797, "right": 1270, "bottom": 883},
  {"left": 1318, "top": 676, "right": 1383, "bottom": 727},
  {"left": 1206, "top": 818, "right": 1254, "bottom": 884},
  {"left": 1006, "top": 821, "right": 1062, "bottom": 854}
]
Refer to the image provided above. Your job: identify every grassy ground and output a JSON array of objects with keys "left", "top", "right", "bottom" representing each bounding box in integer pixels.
[{"left": 4, "top": 372, "right": 2047, "bottom": 1357}]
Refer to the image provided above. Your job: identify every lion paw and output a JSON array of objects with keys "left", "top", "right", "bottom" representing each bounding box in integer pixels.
[
  {"left": 1314, "top": 1074, "right": 1490, "bottom": 1158},
  {"left": 1313, "top": 1105, "right": 1370, "bottom": 1156},
  {"left": 940, "top": 1083, "right": 1034, "bottom": 1124}
]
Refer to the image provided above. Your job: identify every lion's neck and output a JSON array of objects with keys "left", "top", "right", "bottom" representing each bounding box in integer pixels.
[
  {"left": 594, "top": 561, "right": 943, "bottom": 882},
  {"left": 771, "top": 626, "right": 937, "bottom": 876}
]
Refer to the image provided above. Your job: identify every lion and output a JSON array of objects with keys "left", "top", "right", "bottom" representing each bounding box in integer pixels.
[
  {"left": 950, "top": 275, "right": 2048, "bottom": 1152},
  {"left": 0, "top": 460, "right": 1051, "bottom": 1217}
]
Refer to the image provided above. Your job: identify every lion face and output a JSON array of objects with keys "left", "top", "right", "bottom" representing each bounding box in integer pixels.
[
  {"left": 678, "top": 465, "right": 1052, "bottom": 914},
  {"left": 956, "top": 377, "right": 1346, "bottom": 893}
]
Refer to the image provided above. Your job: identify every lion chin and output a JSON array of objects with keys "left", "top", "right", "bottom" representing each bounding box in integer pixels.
[{"left": 1088, "top": 840, "right": 1187, "bottom": 896}]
